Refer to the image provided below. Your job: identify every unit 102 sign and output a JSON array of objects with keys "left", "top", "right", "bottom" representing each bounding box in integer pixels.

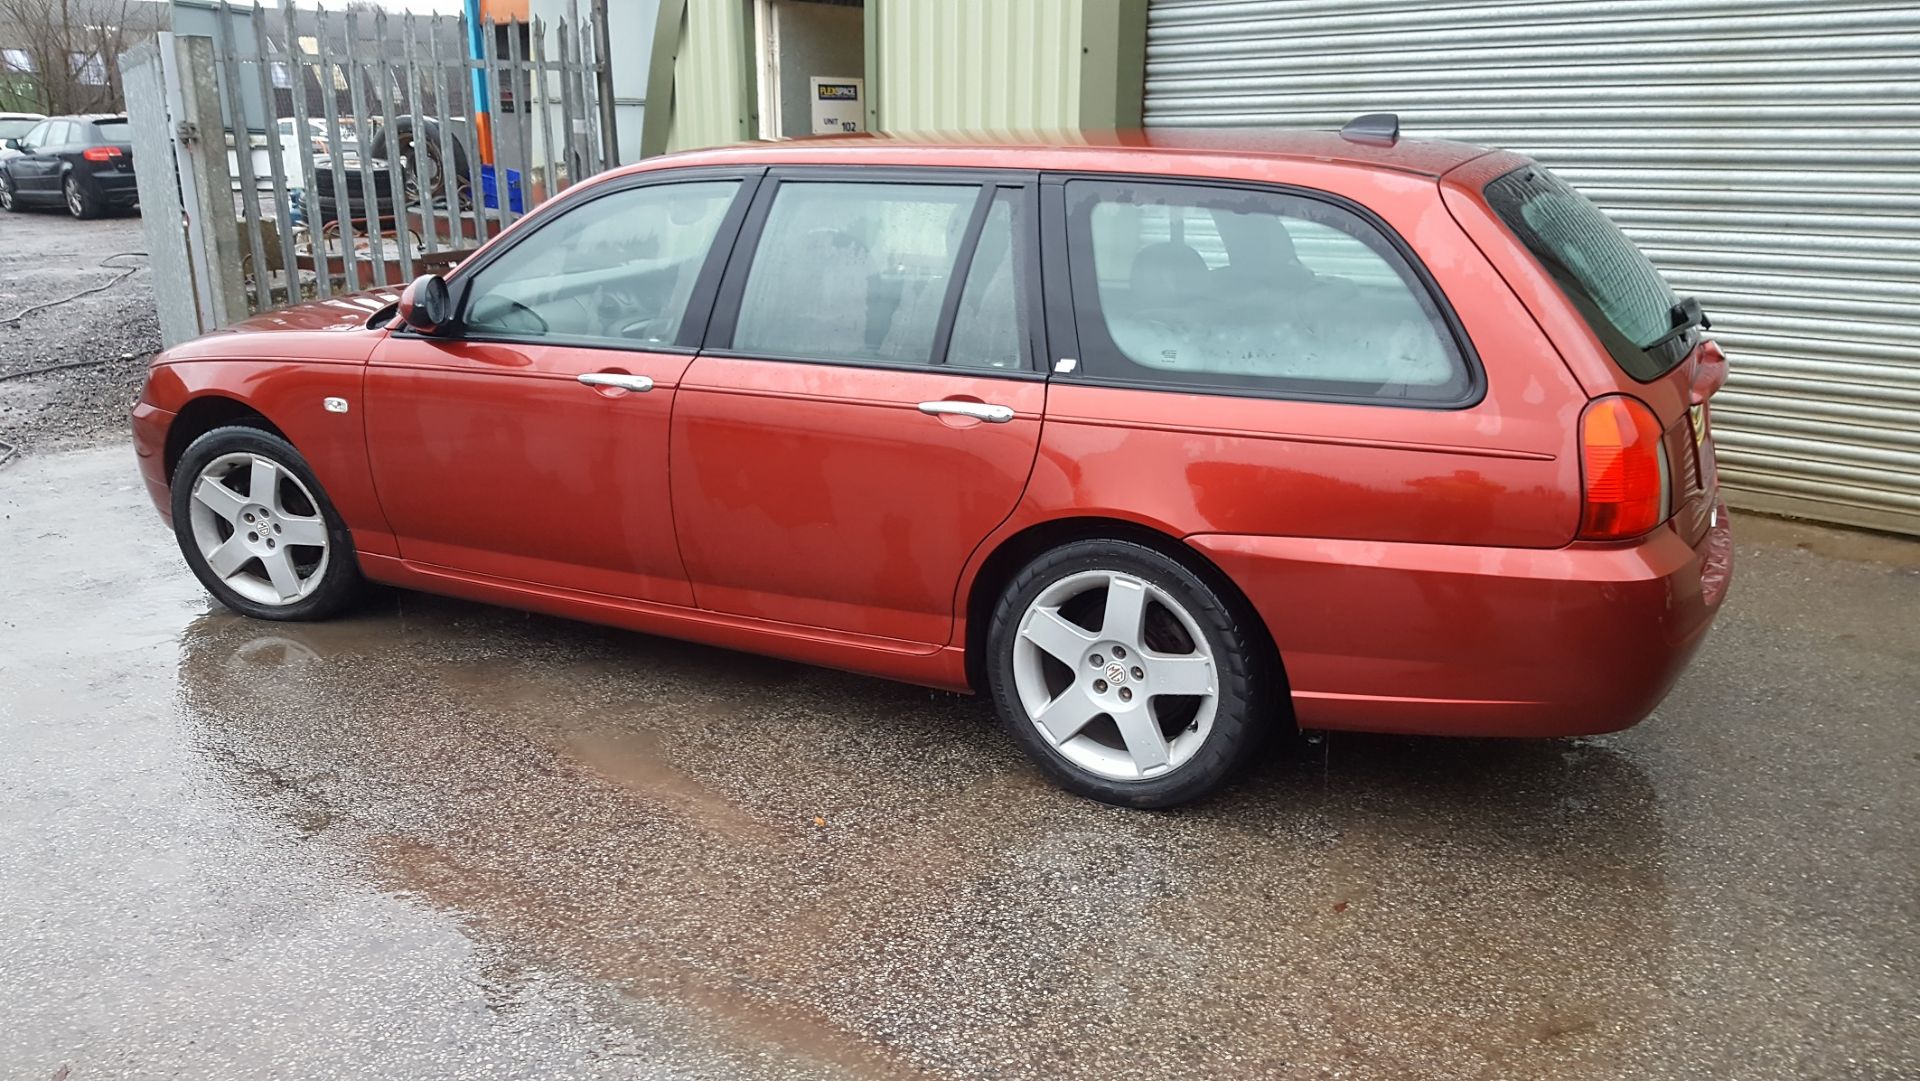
[{"left": 811, "top": 77, "right": 865, "bottom": 135}]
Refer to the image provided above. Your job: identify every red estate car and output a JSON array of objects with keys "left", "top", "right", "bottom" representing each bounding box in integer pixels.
[{"left": 133, "top": 120, "right": 1732, "bottom": 807}]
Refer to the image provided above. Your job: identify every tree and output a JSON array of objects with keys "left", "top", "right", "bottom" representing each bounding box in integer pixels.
[{"left": 0, "top": 0, "right": 162, "bottom": 115}]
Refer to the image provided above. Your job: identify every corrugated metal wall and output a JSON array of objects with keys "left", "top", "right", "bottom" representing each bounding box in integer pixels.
[
  {"left": 873, "top": 0, "right": 1084, "bottom": 131},
  {"left": 1144, "top": 0, "right": 1920, "bottom": 535},
  {"left": 665, "top": 0, "right": 752, "bottom": 152}
]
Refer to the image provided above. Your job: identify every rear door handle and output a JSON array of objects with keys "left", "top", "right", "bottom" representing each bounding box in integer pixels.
[
  {"left": 918, "top": 400, "right": 1014, "bottom": 424},
  {"left": 578, "top": 372, "right": 654, "bottom": 393}
]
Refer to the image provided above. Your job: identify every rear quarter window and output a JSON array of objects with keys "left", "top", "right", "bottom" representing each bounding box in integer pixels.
[
  {"left": 1063, "top": 179, "right": 1475, "bottom": 405},
  {"left": 1483, "top": 165, "right": 1690, "bottom": 380}
]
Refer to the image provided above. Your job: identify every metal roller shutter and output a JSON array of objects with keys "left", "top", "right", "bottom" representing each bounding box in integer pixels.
[{"left": 1144, "top": 0, "right": 1920, "bottom": 535}]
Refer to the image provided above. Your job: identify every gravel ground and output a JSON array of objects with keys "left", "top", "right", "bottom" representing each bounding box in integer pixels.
[{"left": 0, "top": 207, "right": 159, "bottom": 456}]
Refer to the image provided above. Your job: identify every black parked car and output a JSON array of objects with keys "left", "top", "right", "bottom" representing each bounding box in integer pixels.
[{"left": 0, "top": 115, "right": 138, "bottom": 219}]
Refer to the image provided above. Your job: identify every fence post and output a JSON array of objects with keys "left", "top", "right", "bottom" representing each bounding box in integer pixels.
[
  {"left": 175, "top": 34, "right": 250, "bottom": 329},
  {"left": 119, "top": 39, "right": 199, "bottom": 348},
  {"left": 590, "top": 0, "right": 617, "bottom": 165}
]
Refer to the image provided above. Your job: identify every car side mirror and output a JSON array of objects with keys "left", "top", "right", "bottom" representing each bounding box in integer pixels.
[
  {"left": 2, "top": 139, "right": 19, "bottom": 151},
  {"left": 396, "top": 273, "right": 451, "bottom": 334}
]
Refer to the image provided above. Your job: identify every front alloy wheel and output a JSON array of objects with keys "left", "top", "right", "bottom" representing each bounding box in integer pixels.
[
  {"left": 987, "top": 539, "right": 1269, "bottom": 808},
  {"left": 171, "top": 426, "right": 363, "bottom": 621},
  {"left": 187, "top": 451, "right": 333, "bottom": 606}
]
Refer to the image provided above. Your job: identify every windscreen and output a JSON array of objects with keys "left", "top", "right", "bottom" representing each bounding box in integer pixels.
[
  {"left": 1484, "top": 164, "right": 1689, "bottom": 380},
  {"left": 0, "top": 118, "right": 35, "bottom": 140}
]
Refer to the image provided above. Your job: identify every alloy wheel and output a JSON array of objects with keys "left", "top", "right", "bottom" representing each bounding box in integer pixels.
[
  {"left": 65, "top": 178, "right": 81, "bottom": 216},
  {"left": 186, "top": 452, "right": 332, "bottom": 606},
  {"left": 1010, "top": 569, "right": 1220, "bottom": 781}
]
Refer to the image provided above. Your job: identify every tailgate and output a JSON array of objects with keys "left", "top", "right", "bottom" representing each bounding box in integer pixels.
[{"left": 1660, "top": 340, "right": 1727, "bottom": 547}]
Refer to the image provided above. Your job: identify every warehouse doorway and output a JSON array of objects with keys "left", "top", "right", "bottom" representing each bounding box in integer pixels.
[{"left": 754, "top": 0, "right": 865, "bottom": 139}]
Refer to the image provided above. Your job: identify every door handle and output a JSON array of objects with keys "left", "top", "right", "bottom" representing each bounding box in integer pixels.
[
  {"left": 578, "top": 372, "right": 654, "bottom": 393},
  {"left": 918, "top": 400, "right": 1015, "bottom": 424}
]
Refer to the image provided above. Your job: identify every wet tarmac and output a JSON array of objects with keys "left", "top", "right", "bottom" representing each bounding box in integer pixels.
[{"left": 3, "top": 444, "right": 1916, "bottom": 1080}]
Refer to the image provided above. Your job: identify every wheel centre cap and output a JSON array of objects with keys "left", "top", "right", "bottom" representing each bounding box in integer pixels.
[{"left": 1104, "top": 661, "right": 1128, "bottom": 686}]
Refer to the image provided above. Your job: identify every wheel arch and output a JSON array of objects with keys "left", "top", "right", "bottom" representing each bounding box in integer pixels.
[
  {"left": 163, "top": 395, "right": 289, "bottom": 484},
  {"left": 960, "top": 515, "right": 1290, "bottom": 711}
]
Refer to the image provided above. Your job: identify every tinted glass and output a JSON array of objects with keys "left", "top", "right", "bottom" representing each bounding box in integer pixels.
[
  {"left": 94, "top": 120, "right": 130, "bottom": 142},
  {"left": 944, "top": 190, "right": 1024, "bottom": 370},
  {"left": 1066, "top": 180, "right": 1469, "bottom": 402},
  {"left": 1484, "top": 164, "right": 1685, "bottom": 380},
  {"left": 461, "top": 179, "right": 739, "bottom": 346},
  {"left": 733, "top": 181, "right": 977, "bottom": 364},
  {"left": 0, "top": 118, "right": 35, "bottom": 140}
]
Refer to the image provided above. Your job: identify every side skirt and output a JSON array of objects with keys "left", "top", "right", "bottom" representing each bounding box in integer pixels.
[{"left": 358, "top": 553, "right": 975, "bottom": 693}]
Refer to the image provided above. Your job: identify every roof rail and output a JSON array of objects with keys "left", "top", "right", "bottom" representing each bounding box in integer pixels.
[{"left": 1340, "top": 113, "right": 1400, "bottom": 146}]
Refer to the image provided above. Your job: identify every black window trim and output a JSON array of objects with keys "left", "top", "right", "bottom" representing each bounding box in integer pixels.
[
  {"left": 702, "top": 165, "right": 1047, "bottom": 381},
  {"left": 1041, "top": 171, "right": 1488, "bottom": 411},
  {"left": 393, "top": 164, "right": 767, "bottom": 354}
]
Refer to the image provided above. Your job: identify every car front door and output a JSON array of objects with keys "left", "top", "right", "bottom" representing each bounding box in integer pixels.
[
  {"left": 364, "top": 169, "right": 757, "bottom": 605},
  {"left": 11, "top": 121, "right": 57, "bottom": 197},
  {"left": 670, "top": 169, "right": 1045, "bottom": 644}
]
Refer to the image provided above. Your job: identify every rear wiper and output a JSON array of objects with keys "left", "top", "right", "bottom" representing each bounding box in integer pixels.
[{"left": 1642, "top": 296, "right": 1710, "bottom": 352}]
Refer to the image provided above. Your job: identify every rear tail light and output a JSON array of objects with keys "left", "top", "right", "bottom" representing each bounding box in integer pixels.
[
  {"left": 81, "top": 146, "right": 122, "bottom": 162},
  {"left": 1578, "top": 394, "right": 1670, "bottom": 541}
]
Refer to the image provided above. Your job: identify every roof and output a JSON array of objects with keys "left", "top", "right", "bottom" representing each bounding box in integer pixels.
[{"left": 650, "top": 128, "right": 1497, "bottom": 180}]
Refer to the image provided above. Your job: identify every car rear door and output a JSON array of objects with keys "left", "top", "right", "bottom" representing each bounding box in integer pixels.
[
  {"left": 363, "top": 169, "right": 758, "bottom": 606},
  {"left": 670, "top": 168, "right": 1045, "bottom": 645}
]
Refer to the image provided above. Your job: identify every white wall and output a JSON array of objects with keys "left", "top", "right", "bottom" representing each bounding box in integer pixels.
[{"left": 527, "top": 0, "right": 657, "bottom": 169}]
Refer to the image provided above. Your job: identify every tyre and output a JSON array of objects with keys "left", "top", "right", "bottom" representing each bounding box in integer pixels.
[
  {"left": 0, "top": 175, "right": 20, "bottom": 212},
  {"left": 65, "top": 174, "right": 100, "bottom": 219},
  {"left": 311, "top": 159, "right": 395, "bottom": 223},
  {"left": 170, "top": 426, "right": 365, "bottom": 621},
  {"left": 985, "top": 539, "right": 1268, "bottom": 808},
  {"left": 367, "top": 116, "right": 472, "bottom": 210}
]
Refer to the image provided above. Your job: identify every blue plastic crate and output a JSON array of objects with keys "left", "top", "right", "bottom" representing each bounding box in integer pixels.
[{"left": 479, "top": 165, "right": 525, "bottom": 214}]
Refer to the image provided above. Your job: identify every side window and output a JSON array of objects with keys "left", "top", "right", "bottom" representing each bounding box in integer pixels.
[
  {"left": 944, "top": 189, "right": 1025, "bottom": 370},
  {"left": 731, "top": 181, "right": 979, "bottom": 365},
  {"left": 1065, "top": 179, "right": 1471, "bottom": 403},
  {"left": 461, "top": 178, "right": 740, "bottom": 347},
  {"left": 50, "top": 121, "right": 74, "bottom": 145},
  {"left": 20, "top": 121, "right": 48, "bottom": 149}
]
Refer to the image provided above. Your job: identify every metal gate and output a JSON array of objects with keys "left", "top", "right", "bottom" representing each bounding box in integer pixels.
[
  {"left": 120, "top": 0, "right": 614, "bottom": 348},
  {"left": 1144, "top": 0, "right": 1920, "bottom": 535}
]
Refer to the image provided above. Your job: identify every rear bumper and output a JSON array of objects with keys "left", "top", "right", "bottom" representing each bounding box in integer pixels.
[
  {"left": 131, "top": 400, "right": 174, "bottom": 524},
  {"left": 85, "top": 169, "right": 138, "bottom": 201},
  {"left": 1190, "top": 503, "right": 1733, "bottom": 738}
]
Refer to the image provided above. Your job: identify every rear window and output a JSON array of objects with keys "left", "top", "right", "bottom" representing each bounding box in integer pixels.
[
  {"left": 93, "top": 119, "right": 130, "bottom": 141},
  {"left": 1484, "top": 165, "right": 1689, "bottom": 380}
]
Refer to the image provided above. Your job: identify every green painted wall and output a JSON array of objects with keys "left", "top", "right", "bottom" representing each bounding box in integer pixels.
[
  {"left": 663, "top": 0, "right": 754, "bottom": 153},
  {"left": 873, "top": 0, "right": 1084, "bottom": 132},
  {"left": 646, "top": 0, "right": 1144, "bottom": 155}
]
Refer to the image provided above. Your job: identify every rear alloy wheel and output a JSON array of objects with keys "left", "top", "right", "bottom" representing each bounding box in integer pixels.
[
  {"left": 986, "top": 540, "right": 1267, "bottom": 808},
  {"left": 171, "top": 426, "right": 364, "bottom": 621},
  {"left": 64, "top": 175, "right": 100, "bottom": 219}
]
